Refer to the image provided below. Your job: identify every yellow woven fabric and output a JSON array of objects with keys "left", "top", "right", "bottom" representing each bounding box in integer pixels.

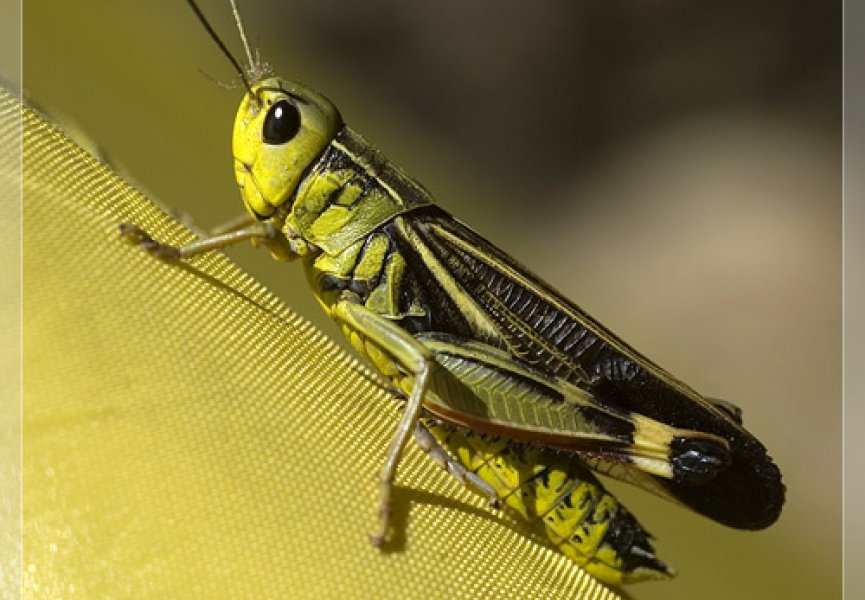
[
  {"left": 0, "top": 86, "right": 22, "bottom": 596},
  {"left": 12, "top": 88, "right": 620, "bottom": 599}
]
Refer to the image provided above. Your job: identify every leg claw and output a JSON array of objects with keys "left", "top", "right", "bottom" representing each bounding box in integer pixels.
[{"left": 118, "top": 223, "right": 181, "bottom": 260}]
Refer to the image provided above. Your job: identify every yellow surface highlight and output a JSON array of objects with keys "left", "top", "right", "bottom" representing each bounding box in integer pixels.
[
  {"left": 313, "top": 237, "right": 364, "bottom": 277},
  {"left": 12, "top": 89, "right": 621, "bottom": 599},
  {"left": 365, "top": 252, "right": 406, "bottom": 315},
  {"left": 353, "top": 234, "right": 389, "bottom": 281},
  {"left": 543, "top": 482, "right": 595, "bottom": 544}
]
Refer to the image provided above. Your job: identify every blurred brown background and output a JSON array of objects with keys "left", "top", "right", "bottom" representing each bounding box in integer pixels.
[{"left": 22, "top": 1, "right": 840, "bottom": 598}]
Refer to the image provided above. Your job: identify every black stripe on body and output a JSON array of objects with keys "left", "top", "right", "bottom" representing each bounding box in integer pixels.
[{"left": 383, "top": 217, "right": 477, "bottom": 339}]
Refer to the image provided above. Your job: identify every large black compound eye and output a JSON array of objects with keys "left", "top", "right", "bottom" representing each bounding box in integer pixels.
[{"left": 262, "top": 99, "right": 301, "bottom": 145}]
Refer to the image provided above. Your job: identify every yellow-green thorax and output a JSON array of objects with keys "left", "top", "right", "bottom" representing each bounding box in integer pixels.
[{"left": 231, "top": 77, "right": 435, "bottom": 259}]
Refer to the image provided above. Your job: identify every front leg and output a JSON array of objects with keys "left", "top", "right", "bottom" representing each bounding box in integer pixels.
[
  {"left": 331, "top": 295, "right": 436, "bottom": 547},
  {"left": 164, "top": 209, "right": 256, "bottom": 239},
  {"left": 119, "top": 219, "right": 297, "bottom": 261}
]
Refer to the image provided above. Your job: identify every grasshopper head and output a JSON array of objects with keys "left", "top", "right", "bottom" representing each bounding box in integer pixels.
[{"left": 232, "top": 77, "right": 343, "bottom": 220}]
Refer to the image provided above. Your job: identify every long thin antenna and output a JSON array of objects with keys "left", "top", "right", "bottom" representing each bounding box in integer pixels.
[
  {"left": 184, "top": 0, "right": 253, "bottom": 95},
  {"left": 229, "top": 0, "right": 256, "bottom": 71}
]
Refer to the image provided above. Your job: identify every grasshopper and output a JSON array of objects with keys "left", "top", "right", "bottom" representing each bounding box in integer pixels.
[{"left": 119, "top": 0, "right": 783, "bottom": 585}]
